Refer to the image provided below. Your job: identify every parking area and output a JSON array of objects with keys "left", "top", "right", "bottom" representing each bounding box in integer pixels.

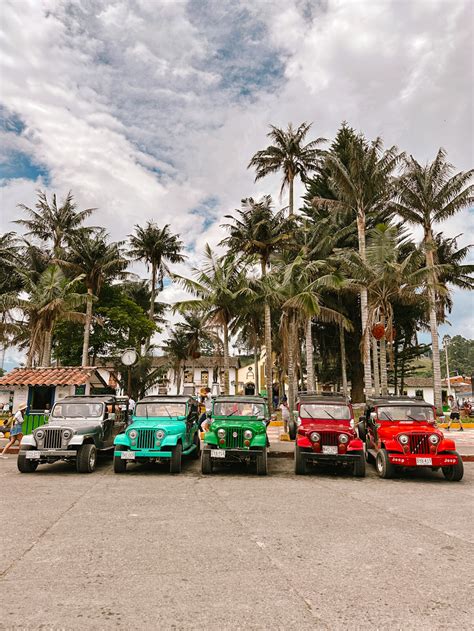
[{"left": 1, "top": 456, "right": 473, "bottom": 629}]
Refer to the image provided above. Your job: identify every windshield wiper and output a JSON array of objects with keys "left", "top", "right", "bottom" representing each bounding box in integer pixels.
[
  {"left": 163, "top": 407, "right": 172, "bottom": 418},
  {"left": 380, "top": 412, "right": 393, "bottom": 421},
  {"left": 406, "top": 415, "right": 423, "bottom": 423},
  {"left": 324, "top": 411, "right": 336, "bottom": 420}
]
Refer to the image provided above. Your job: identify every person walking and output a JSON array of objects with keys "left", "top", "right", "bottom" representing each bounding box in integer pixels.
[
  {"left": 280, "top": 395, "right": 290, "bottom": 434},
  {"left": 0, "top": 402, "right": 26, "bottom": 458},
  {"left": 446, "top": 395, "right": 464, "bottom": 431},
  {"left": 199, "top": 387, "right": 213, "bottom": 431}
]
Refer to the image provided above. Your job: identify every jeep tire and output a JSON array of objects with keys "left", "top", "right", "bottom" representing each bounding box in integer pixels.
[
  {"left": 17, "top": 449, "right": 39, "bottom": 473},
  {"left": 442, "top": 451, "right": 464, "bottom": 482},
  {"left": 201, "top": 448, "right": 213, "bottom": 474},
  {"left": 357, "top": 422, "right": 366, "bottom": 442},
  {"left": 375, "top": 449, "right": 395, "bottom": 479},
  {"left": 353, "top": 450, "right": 366, "bottom": 477},
  {"left": 288, "top": 420, "right": 296, "bottom": 441},
  {"left": 170, "top": 443, "right": 182, "bottom": 474},
  {"left": 294, "top": 445, "right": 307, "bottom": 475},
  {"left": 256, "top": 448, "right": 267, "bottom": 476},
  {"left": 114, "top": 446, "right": 128, "bottom": 473},
  {"left": 191, "top": 431, "right": 201, "bottom": 459},
  {"left": 76, "top": 444, "right": 97, "bottom": 473}
]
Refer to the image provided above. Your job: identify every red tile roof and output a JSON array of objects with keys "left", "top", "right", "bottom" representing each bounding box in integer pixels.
[{"left": 0, "top": 367, "right": 97, "bottom": 387}]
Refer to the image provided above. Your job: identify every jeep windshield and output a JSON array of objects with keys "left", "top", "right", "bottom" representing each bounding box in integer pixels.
[
  {"left": 51, "top": 403, "right": 104, "bottom": 419},
  {"left": 299, "top": 404, "right": 351, "bottom": 420},
  {"left": 134, "top": 402, "right": 186, "bottom": 418},
  {"left": 213, "top": 402, "right": 265, "bottom": 418},
  {"left": 377, "top": 406, "right": 435, "bottom": 422}
]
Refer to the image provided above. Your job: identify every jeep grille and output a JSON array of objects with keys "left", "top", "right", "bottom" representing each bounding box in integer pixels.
[
  {"left": 225, "top": 427, "right": 245, "bottom": 448},
  {"left": 319, "top": 431, "right": 339, "bottom": 446},
  {"left": 136, "top": 429, "right": 156, "bottom": 449},
  {"left": 43, "top": 428, "right": 63, "bottom": 449},
  {"left": 408, "top": 433, "right": 431, "bottom": 454}
]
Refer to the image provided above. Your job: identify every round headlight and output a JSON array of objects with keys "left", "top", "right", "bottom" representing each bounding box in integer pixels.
[
  {"left": 244, "top": 430, "right": 253, "bottom": 439},
  {"left": 129, "top": 429, "right": 138, "bottom": 439},
  {"left": 429, "top": 434, "right": 440, "bottom": 445},
  {"left": 217, "top": 428, "right": 226, "bottom": 438},
  {"left": 310, "top": 432, "right": 320, "bottom": 442},
  {"left": 156, "top": 430, "right": 165, "bottom": 439},
  {"left": 35, "top": 429, "right": 44, "bottom": 440},
  {"left": 339, "top": 434, "right": 349, "bottom": 444},
  {"left": 62, "top": 429, "right": 72, "bottom": 440},
  {"left": 399, "top": 434, "right": 409, "bottom": 445}
]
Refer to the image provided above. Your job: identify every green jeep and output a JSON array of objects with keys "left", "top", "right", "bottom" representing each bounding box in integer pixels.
[
  {"left": 113, "top": 396, "right": 200, "bottom": 473},
  {"left": 201, "top": 395, "right": 269, "bottom": 475}
]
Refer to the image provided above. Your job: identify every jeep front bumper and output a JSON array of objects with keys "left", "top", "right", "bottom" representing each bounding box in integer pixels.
[
  {"left": 23, "top": 449, "right": 76, "bottom": 459},
  {"left": 206, "top": 447, "right": 263, "bottom": 458},
  {"left": 388, "top": 453, "right": 459, "bottom": 467},
  {"left": 114, "top": 449, "right": 172, "bottom": 459},
  {"left": 300, "top": 451, "right": 361, "bottom": 464}
]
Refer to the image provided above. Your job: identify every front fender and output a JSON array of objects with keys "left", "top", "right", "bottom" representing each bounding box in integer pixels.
[
  {"left": 20, "top": 434, "right": 36, "bottom": 447},
  {"left": 250, "top": 433, "right": 267, "bottom": 448},
  {"left": 69, "top": 434, "right": 85, "bottom": 446},
  {"left": 347, "top": 438, "right": 364, "bottom": 451},
  {"left": 203, "top": 432, "right": 217, "bottom": 446},
  {"left": 297, "top": 436, "right": 312, "bottom": 448},
  {"left": 114, "top": 432, "right": 130, "bottom": 447},
  {"left": 383, "top": 438, "right": 403, "bottom": 453},
  {"left": 161, "top": 433, "right": 181, "bottom": 447},
  {"left": 439, "top": 438, "right": 456, "bottom": 451}
]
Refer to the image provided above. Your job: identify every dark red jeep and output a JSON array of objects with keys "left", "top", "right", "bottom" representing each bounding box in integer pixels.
[
  {"left": 359, "top": 396, "right": 464, "bottom": 481},
  {"left": 290, "top": 393, "right": 365, "bottom": 476}
]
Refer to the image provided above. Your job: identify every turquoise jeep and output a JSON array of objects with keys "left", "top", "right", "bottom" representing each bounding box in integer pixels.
[{"left": 113, "top": 396, "right": 200, "bottom": 473}]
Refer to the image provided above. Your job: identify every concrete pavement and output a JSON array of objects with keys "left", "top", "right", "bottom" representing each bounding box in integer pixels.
[{"left": 0, "top": 455, "right": 473, "bottom": 629}]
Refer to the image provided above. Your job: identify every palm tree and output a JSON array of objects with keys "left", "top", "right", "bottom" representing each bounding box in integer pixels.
[
  {"left": 161, "top": 328, "right": 191, "bottom": 395},
  {"left": 221, "top": 196, "right": 291, "bottom": 409},
  {"left": 248, "top": 123, "right": 325, "bottom": 215},
  {"left": 129, "top": 222, "right": 185, "bottom": 326},
  {"left": 392, "top": 149, "right": 473, "bottom": 410},
  {"left": 14, "top": 190, "right": 95, "bottom": 256},
  {"left": 173, "top": 247, "right": 246, "bottom": 394},
  {"left": 314, "top": 134, "right": 402, "bottom": 398},
  {"left": 58, "top": 229, "right": 128, "bottom": 366}
]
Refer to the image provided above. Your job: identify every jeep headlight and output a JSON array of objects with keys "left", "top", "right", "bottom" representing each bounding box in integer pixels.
[
  {"left": 217, "top": 429, "right": 226, "bottom": 438},
  {"left": 129, "top": 429, "right": 138, "bottom": 440},
  {"left": 338, "top": 434, "right": 349, "bottom": 444},
  {"left": 244, "top": 430, "right": 253, "bottom": 439},
  {"left": 156, "top": 430, "right": 165, "bottom": 439},
  {"left": 399, "top": 434, "right": 409, "bottom": 445},
  {"left": 62, "top": 429, "right": 72, "bottom": 441},
  {"left": 429, "top": 434, "right": 440, "bottom": 445},
  {"left": 35, "top": 429, "right": 45, "bottom": 440},
  {"left": 310, "top": 432, "right": 320, "bottom": 443}
]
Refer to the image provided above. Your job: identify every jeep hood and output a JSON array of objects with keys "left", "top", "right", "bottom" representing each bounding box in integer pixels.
[
  {"left": 212, "top": 419, "right": 267, "bottom": 432},
  {"left": 298, "top": 421, "right": 353, "bottom": 433},
  {"left": 45, "top": 420, "right": 101, "bottom": 434},
  {"left": 128, "top": 418, "right": 187, "bottom": 433}
]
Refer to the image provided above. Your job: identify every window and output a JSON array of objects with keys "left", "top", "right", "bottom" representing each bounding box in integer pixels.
[
  {"left": 415, "top": 389, "right": 423, "bottom": 398},
  {"left": 29, "top": 386, "right": 55, "bottom": 412}
]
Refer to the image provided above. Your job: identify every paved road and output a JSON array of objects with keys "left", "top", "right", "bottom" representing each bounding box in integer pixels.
[{"left": 1, "top": 456, "right": 473, "bottom": 630}]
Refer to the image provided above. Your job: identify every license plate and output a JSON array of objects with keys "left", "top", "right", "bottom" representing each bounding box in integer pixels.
[
  {"left": 121, "top": 451, "right": 136, "bottom": 460},
  {"left": 26, "top": 451, "right": 41, "bottom": 459},
  {"left": 416, "top": 457, "right": 432, "bottom": 466},
  {"left": 210, "top": 449, "right": 226, "bottom": 458},
  {"left": 322, "top": 446, "right": 338, "bottom": 455}
]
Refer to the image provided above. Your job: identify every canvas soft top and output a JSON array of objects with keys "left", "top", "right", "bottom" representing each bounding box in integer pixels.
[
  {"left": 57, "top": 395, "right": 125, "bottom": 405},
  {"left": 297, "top": 392, "right": 350, "bottom": 405},
  {"left": 213, "top": 395, "right": 267, "bottom": 404},
  {"left": 367, "top": 395, "right": 431, "bottom": 407},
  {"left": 138, "top": 395, "right": 196, "bottom": 404}
]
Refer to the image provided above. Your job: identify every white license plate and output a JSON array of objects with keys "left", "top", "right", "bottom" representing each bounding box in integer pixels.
[
  {"left": 416, "top": 457, "right": 432, "bottom": 466},
  {"left": 26, "top": 451, "right": 41, "bottom": 459},
  {"left": 210, "top": 449, "right": 226, "bottom": 458},
  {"left": 322, "top": 446, "right": 338, "bottom": 455},
  {"left": 121, "top": 451, "right": 136, "bottom": 460}
]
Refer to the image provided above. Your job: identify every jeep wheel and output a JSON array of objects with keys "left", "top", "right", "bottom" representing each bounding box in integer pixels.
[
  {"left": 76, "top": 444, "right": 97, "bottom": 473},
  {"left": 191, "top": 431, "right": 201, "bottom": 459},
  {"left": 442, "top": 451, "right": 464, "bottom": 482},
  {"left": 256, "top": 448, "right": 267, "bottom": 476},
  {"left": 201, "top": 448, "right": 212, "bottom": 474},
  {"left": 114, "top": 447, "right": 128, "bottom": 473},
  {"left": 353, "top": 450, "right": 366, "bottom": 477},
  {"left": 357, "top": 422, "right": 366, "bottom": 442},
  {"left": 375, "top": 449, "right": 395, "bottom": 479},
  {"left": 294, "top": 445, "right": 307, "bottom": 475},
  {"left": 288, "top": 420, "right": 296, "bottom": 441},
  {"left": 17, "top": 450, "right": 39, "bottom": 473},
  {"left": 170, "top": 443, "right": 182, "bottom": 474}
]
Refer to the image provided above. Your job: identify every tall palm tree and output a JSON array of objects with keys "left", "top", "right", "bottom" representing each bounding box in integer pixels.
[
  {"left": 221, "top": 196, "right": 291, "bottom": 409},
  {"left": 248, "top": 123, "right": 325, "bottom": 215},
  {"left": 314, "top": 135, "right": 402, "bottom": 398},
  {"left": 58, "top": 229, "right": 128, "bottom": 366},
  {"left": 392, "top": 149, "right": 473, "bottom": 410},
  {"left": 173, "top": 247, "right": 246, "bottom": 394},
  {"left": 14, "top": 190, "right": 95, "bottom": 256},
  {"left": 129, "top": 222, "right": 185, "bottom": 325}
]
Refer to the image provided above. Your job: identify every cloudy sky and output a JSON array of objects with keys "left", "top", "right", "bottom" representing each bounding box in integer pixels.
[{"left": 1, "top": 0, "right": 473, "bottom": 366}]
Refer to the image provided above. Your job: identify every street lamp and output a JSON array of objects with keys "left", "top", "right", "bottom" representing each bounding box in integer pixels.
[{"left": 443, "top": 335, "right": 451, "bottom": 397}]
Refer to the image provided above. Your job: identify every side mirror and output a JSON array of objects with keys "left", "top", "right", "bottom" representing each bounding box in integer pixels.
[
  {"left": 206, "top": 411, "right": 212, "bottom": 419},
  {"left": 358, "top": 415, "right": 365, "bottom": 424}
]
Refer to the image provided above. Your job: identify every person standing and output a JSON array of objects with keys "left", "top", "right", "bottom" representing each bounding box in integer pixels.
[
  {"left": 446, "top": 395, "right": 464, "bottom": 431},
  {"left": 0, "top": 402, "right": 26, "bottom": 458},
  {"left": 200, "top": 388, "right": 213, "bottom": 431},
  {"left": 280, "top": 395, "right": 290, "bottom": 434}
]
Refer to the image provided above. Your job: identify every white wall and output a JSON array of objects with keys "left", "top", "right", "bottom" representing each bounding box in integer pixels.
[
  {"left": 147, "top": 366, "right": 238, "bottom": 397},
  {"left": 389, "top": 386, "right": 434, "bottom": 404}
]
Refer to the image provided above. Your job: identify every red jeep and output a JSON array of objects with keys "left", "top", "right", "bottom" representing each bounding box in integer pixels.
[
  {"left": 290, "top": 393, "right": 365, "bottom": 476},
  {"left": 359, "top": 396, "right": 464, "bottom": 481}
]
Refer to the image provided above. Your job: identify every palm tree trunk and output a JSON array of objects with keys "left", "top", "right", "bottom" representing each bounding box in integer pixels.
[
  {"left": 254, "top": 342, "right": 259, "bottom": 394},
  {"left": 42, "top": 328, "right": 53, "bottom": 367},
  {"left": 223, "top": 320, "right": 230, "bottom": 395},
  {"left": 149, "top": 263, "right": 156, "bottom": 321},
  {"left": 380, "top": 332, "right": 388, "bottom": 396},
  {"left": 287, "top": 313, "right": 296, "bottom": 413},
  {"left": 289, "top": 175, "right": 294, "bottom": 215},
  {"left": 424, "top": 229, "right": 443, "bottom": 412},
  {"left": 357, "top": 211, "right": 373, "bottom": 397},
  {"left": 372, "top": 337, "right": 380, "bottom": 396},
  {"left": 305, "top": 317, "right": 315, "bottom": 391},
  {"left": 340, "top": 325, "right": 348, "bottom": 397},
  {"left": 82, "top": 287, "right": 93, "bottom": 367},
  {"left": 261, "top": 258, "right": 273, "bottom": 412}
]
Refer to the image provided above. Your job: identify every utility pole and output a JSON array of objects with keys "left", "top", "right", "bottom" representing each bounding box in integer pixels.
[{"left": 443, "top": 335, "right": 451, "bottom": 397}]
